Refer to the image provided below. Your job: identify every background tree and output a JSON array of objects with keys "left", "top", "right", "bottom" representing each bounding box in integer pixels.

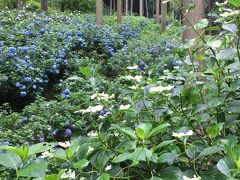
[
  {"left": 117, "top": 0, "right": 122, "bottom": 24},
  {"left": 139, "top": 0, "right": 143, "bottom": 16},
  {"left": 161, "top": 0, "right": 167, "bottom": 32},
  {"left": 96, "top": 0, "right": 104, "bottom": 26},
  {"left": 130, "top": 0, "right": 133, "bottom": 15},
  {"left": 125, "top": 0, "right": 128, "bottom": 15},
  {"left": 182, "top": 0, "right": 205, "bottom": 41},
  {"left": 110, "top": 0, "right": 113, "bottom": 15},
  {"left": 156, "top": 0, "right": 160, "bottom": 23},
  {"left": 41, "top": 0, "right": 48, "bottom": 12}
]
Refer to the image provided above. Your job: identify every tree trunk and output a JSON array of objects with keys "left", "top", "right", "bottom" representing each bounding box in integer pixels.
[
  {"left": 131, "top": 0, "right": 133, "bottom": 15},
  {"left": 110, "top": 0, "right": 113, "bottom": 15},
  {"left": 96, "top": 0, "right": 104, "bottom": 26},
  {"left": 125, "top": 0, "right": 128, "bottom": 16},
  {"left": 61, "top": 0, "right": 65, "bottom": 12},
  {"left": 161, "top": 0, "right": 167, "bottom": 32},
  {"left": 182, "top": 0, "right": 205, "bottom": 41},
  {"left": 156, "top": 0, "right": 160, "bottom": 23},
  {"left": 182, "top": 0, "right": 205, "bottom": 70},
  {"left": 117, "top": 0, "right": 122, "bottom": 24},
  {"left": 51, "top": 0, "right": 55, "bottom": 9},
  {"left": 16, "top": 0, "right": 21, "bottom": 9},
  {"left": 41, "top": 0, "right": 48, "bottom": 12},
  {"left": 145, "top": 0, "right": 149, "bottom": 18},
  {"left": 140, "top": 0, "right": 143, "bottom": 16}
]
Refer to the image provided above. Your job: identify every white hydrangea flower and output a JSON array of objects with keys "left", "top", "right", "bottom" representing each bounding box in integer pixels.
[
  {"left": 124, "top": 75, "right": 142, "bottom": 82},
  {"left": 87, "top": 131, "right": 98, "bottom": 137},
  {"left": 105, "top": 165, "right": 112, "bottom": 171},
  {"left": 119, "top": 104, "right": 131, "bottom": 110},
  {"left": 40, "top": 151, "right": 53, "bottom": 159},
  {"left": 61, "top": 170, "right": 75, "bottom": 179},
  {"left": 126, "top": 65, "right": 138, "bottom": 70},
  {"left": 183, "top": 175, "right": 201, "bottom": 180},
  {"left": 91, "top": 92, "right": 114, "bottom": 101},
  {"left": 88, "top": 146, "right": 94, "bottom": 154},
  {"left": 149, "top": 85, "right": 174, "bottom": 93},
  {"left": 172, "top": 130, "right": 193, "bottom": 139},
  {"left": 58, "top": 141, "right": 71, "bottom": 148},
  {"left": 76, "top": 105, "right": 104, "bottom": 114}
]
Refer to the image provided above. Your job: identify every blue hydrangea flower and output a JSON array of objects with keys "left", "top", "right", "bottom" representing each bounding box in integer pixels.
[
  {"left": 64, "top": 129, "right": 72, "bottom": 137},
  {"left": 20, "top": 91, "right": 27, "bottom": 97},
  {"left": 15, "top": 82, "right": 21, "bottom": 87},
  {"left": 9, "top": 47, "right": 17, "bottom": 54}
]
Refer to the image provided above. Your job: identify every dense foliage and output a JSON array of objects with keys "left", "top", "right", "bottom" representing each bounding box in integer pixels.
[{"left": 1, "top": 1, "right": 240, "bottom": 180}]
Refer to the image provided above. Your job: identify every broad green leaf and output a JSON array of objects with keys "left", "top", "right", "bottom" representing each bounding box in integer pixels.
[
  {"left": 158, "top": 153, "right": 178, "bottom": 165},
  {"left": 207, "top": 123, "right": 224, "bottom": 139},
  {"left": 17, "top": 162, "right": 48, "bottom": 178},
  {"left": 73, "top": 159, "right": 89, "bottom": 170},
  {"left": 112, "top": 153, "right": 130, "bottom": 163},
  {"left": 222, "top": 24, "right": 238, "bottom": 34},
  {"left": 28, "top": 143, "right": 53, "bottom": 157},
  {"left": 97, "top": 173, "right": 110, "bottom": 180},
  {"left": 117, "top": 126, "right": 137, "bottom": 140},
  {"left": 80, "top": 66, "right": 91, "bottom": 77},
  {"left": 0, "top": 152, "right": 22, "bottom": 170},
  {"left": 0, "top": 145, "right": 29, "bottom": 162},
  {"left": 45, "top": 169, "right": 66, "bottom": 180},
  {"left": 207, "top": 40, "right": 222, "bottom": 49},
  {"left": 228, "top": 0, "right": 240, "bottom": 7},
  {"left": 147, "top": 123, "right": 171, "bottom": 139},
  {"left": 194, "top": 18, "right": 208, "bottom": 30},
  {"left": 136, "top": 123, "right": 152, "bottom": 140},
  {"left": 216, "top": 48, "right": 237, "bottom": 60},
  {"left": 198, "top": 146, "right": 223, "bottom": 157},
  {"left": 52, "top": 148, "right": 68, "bottom": 161},
  {"left": 153, "top": 140, "right": 176, "bottom": 151},
  {"left": 76, "top": 143, "right": 90, "bottom": 161},
  {"left": 66, "top": 139, "right": 80, "bottom": 159},
  {"left": 217, "top": 159, "right": 231, "bottom": 177}
]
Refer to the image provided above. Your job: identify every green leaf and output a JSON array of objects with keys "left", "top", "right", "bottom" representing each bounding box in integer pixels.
[
  {"left": 52, "top": 148, "right": 68, "bottom": 161},
  {"left": 0, "top": 145, "right": 29, "bottom": 162},
  {"left": 136, "top": 123, "right": 152, "bottom": 140},
  {"left": 73, "top": 159, "right": 89, "bottom": 170},
  {"left": 207, "top": 123, "right": 224, "bottom": 139},
  {"left": 97, "top": 173, "right": 110, "bottom": 180},
  {"left": 45, "top": 169, "right": 66, "bottom": 180},
  {"left": 66, "top": 139, "right": 80, "bottom": 159},
  {"left": 222, "top": 24, "right": 238, "bottom": 34},
  {"left": 153, "top": 140, "right": 176, "bottom": 151},
  {"left": 76, "top": 143, "right": 90, "bottom": 161},
  {"left": 216, "top": 48, "right": 237, "bottom": 60},
  {"left": 198, "top": 146, "right": 223, "bottom": 157},
  {"left": 0, "top": 152, "right": 22, "bottom": 170},
  {"left": 207, "top": 40, "right": 222, "bottom": 49},
  {"left": 158, "top": 153, "right": 178, "bottom": 165},
  {"left": 17, "top": 162, "right": 48, "bottom": 178},
  {"left": 194, "top": 18, "right": 209, "bottom": 30},
  {"left": 80, "top": 66, "right": 91, "bottom": 77},
  {"left": 217, "top": 159, "right": 231, "bottom": 177},
  {"left": 28, "top": 143, "right": 53, "bottom": 157},
  {"left": 147, "top": 123, "right": 171, "bottom": 139},
  {"left": 117, "top": 126, "right": 137, "bottom": 140},
  {"left": 228, "top": 0, "right": 240, "bottom": 7}
]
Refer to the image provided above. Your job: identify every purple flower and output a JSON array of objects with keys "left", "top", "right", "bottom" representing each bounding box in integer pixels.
[
  {"left": 39, "top": 138, "right": 45, "bottom": 142},
  {"left": 15, "top": 82, "right": 21, "bottom": 87},
  {"left": 64, "top": 129, "right": 72, "bottom": 137},
  {"left": 51, "top": 130, "right": 58, "bottom": 136},
  {"left": 20, "top": 91, "right": 27, "bottom": 97},
  {"left": 9, "top": 47, "right": 17, "bottom": 54},
  {"left": 23, "top": 76, "right": 32, "bottom": 82}
]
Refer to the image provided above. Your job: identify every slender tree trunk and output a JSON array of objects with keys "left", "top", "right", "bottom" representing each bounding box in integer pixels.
[
  {"left": 61, "top": 0, "right": 65, "bottom": 12},
  {"left": 182, "top": 0, "right": 205, "bottom": 70},
  {"left": 125, "top": 0, "right": 128, "bottom": 16},
  {"left": 131, "top": 0, "right": 133, "bottom": 15},
  {"left": 16, "top": 0, "right": 21, "bottom": 9},
  {"left": 110, "top": 0, "right": 113, "bottom": 15},
  {"left": 182, "top": 0, "right": 205, "bottom": 41},
  {"left": 156, "top": 0, "right": 160, "bottom": 23},
  {"left": 146, "top": 0, "right": 149, "bottom": 17},
  {"left": 96, "top": 0, "right": 104, "bottom": 26},
  {"left": 41, "top": 0, "right": 48, "bottom": 12},
  {"left": 117, "top": 0, "right": 122, "bottom": 24},
  {"left": 140, "top": 0, "right": 143, "bottom": 16},
  {"left": 161, "top": 0, "right": 167, "bottom": 32}
]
